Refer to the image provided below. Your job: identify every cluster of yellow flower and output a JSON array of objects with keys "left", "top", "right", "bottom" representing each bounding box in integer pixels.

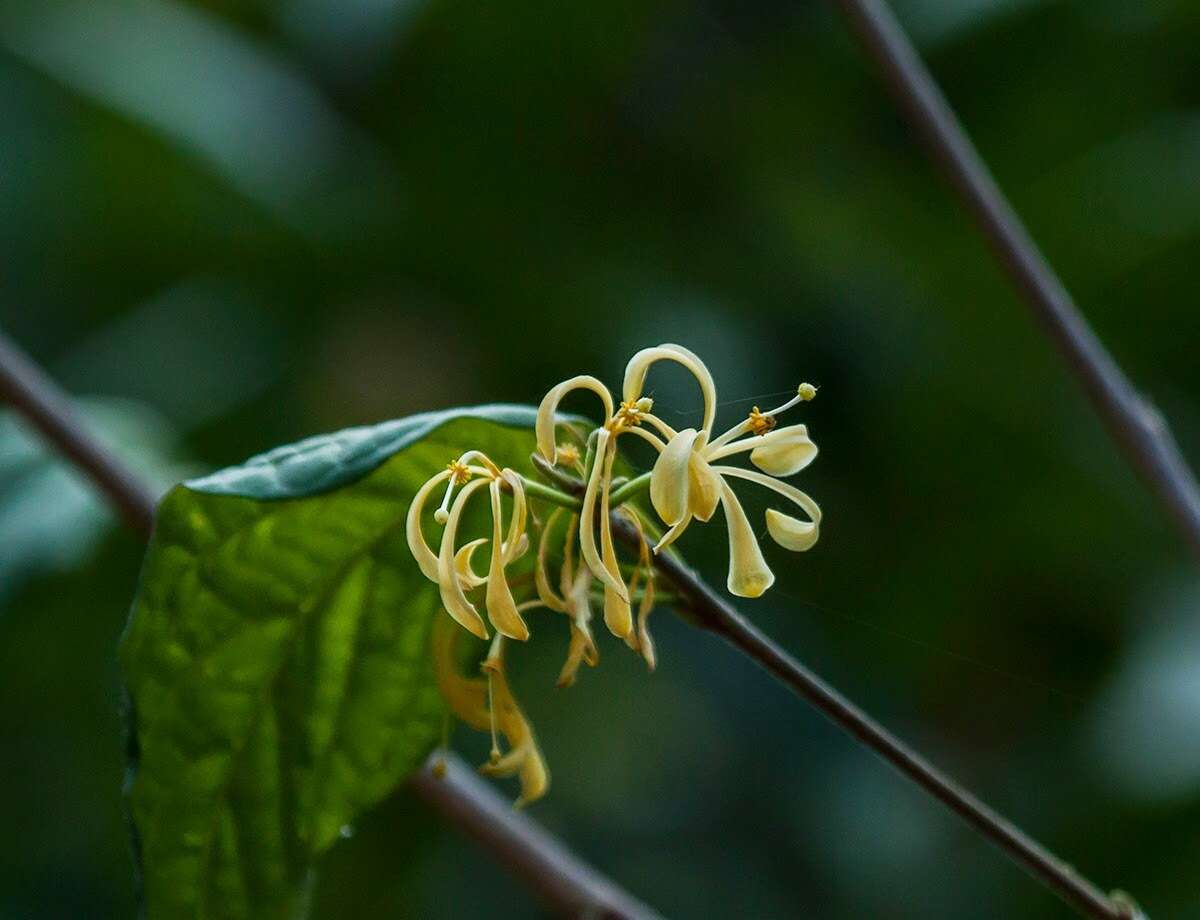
[{"left": 406, "top": 344, "right": 821, "bottom": 806}]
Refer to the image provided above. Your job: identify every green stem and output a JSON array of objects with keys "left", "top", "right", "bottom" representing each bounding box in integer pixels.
[
  {"left": 609, "top": 471, "right": 651, "bottom": 508},
  {"left": 519, "top": 477, "right": 582, "bottom": 512}
]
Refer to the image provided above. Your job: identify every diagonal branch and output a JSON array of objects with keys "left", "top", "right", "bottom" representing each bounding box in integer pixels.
[
  {"left": 0, "top": 329, "right": 660, "bottom": 920},
  {"left": 832, "top": 0, "right": 1200, "bottom": 560},
  {"left": 530, "top": 454, "right": 1141, "bottom": 920}
]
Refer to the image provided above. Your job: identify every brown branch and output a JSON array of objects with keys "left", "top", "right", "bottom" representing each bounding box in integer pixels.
[
  {"left": 0, "top": 328, "right": 661, "bottom": 920},
  {"left": 530, "top": 454, "right": 1141, "bottom": 920},
  {"left": 832, "top": 0, "right": 1200, "bottom": 560},
  {"left": 411, "top": 754, "right": 664, "bottom": 920}
]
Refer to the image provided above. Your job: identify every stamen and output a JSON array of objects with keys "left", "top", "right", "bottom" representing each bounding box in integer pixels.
[
  {"left": 556, "top": 443, "right": 580, "bottom": 466},
  {"left": 747, "top": 406, "right": 777, "bottom": 437},
  {"left": 798, "top": 382, "right": 817, "bottom": 401}
]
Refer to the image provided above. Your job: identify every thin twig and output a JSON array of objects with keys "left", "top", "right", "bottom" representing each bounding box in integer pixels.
[
  {"left": 531, "top": 455, "right": 1138, "bottom": 919},
  {"left": 626, "top": 520, "right": 1140, "bottom": 920},
  {"left": 0, "top": 332, "right": 157, "bottom": 537},
  {"left": 831, "top": 0, "right": 1200, "bottom": 560},
  {"left": 411, "top": 754, "right": 664, "bottom": 920},
  {"left": 0, "top": 329, "right": 659, "bottom": 920}
]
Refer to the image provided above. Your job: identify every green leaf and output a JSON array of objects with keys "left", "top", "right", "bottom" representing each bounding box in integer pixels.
[{"left": 120, "top": 405, "right": 549, "bottom": 920}]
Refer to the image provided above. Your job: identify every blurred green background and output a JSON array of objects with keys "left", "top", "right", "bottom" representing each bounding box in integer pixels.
[{"left": 2, "top": 0, "right": 1198, "bottom": 916}]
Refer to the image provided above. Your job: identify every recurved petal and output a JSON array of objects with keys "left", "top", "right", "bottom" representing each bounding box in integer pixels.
[
  {"left": 749, "top": 424, "right": 818, "bottom": 477},
  {"left": 719, "top": 483, "right": 775, "bottom": 598},
  {"left": 454, "top": 538, "right": 488, "bottom": 589},
  {"left": 622, "top": 344, "right": 718, "bottom": 437},
  {"left": 437, "top": 478, "right": 491, "bottom": 639},
  {"left": 765, "top": 509, "right": 820, "bottom": 551},
  {"left": 535, "top": 375, "right": 614, "bottom": 463},
  {"left": 650, "top": 428, "right": 697, "bottom": 526},
  {"left": 405, "top": 469, "right": 451, "bottom": 582}
]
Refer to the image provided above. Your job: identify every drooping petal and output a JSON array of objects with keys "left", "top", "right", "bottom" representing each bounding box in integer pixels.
[
  {"left": 719, "top": 482, "right": 775, "bottom": 598},
  {"left": 436, "top": 478, "right": 491, "bottom": 639},
  {"left": 622, "top": 344, "right": 718, "bottom": 437},
  {"left": 650, "top": 428, "right": 697, "bottom": 526},
  {"left": 534, "top": 509, "right": 568, "bottom": 613},
  {"left": 406, "top": 469, "right": 451, "bottom": 582},
  {"left": 499, "top": 469, "right": 528, "bottom": 565},
  {"left": 578, "top": 429, "right": 629, "bottom": 602},
  {"left": 714, "top": 465, "right": 821, "bottom": 552},
  {"left": 749, "top": 425, "right": 817, "bottom": 477},
  {"left": 557, "top": 567, "right": 598, "bottom": 688},
  {"left": 486, "top": 479, "right": 530, "bottom": 641},
  {"left": 599, "top": 438, "right": 632, "bottom": 638},
  {"left": 480, "top": 644, "right": 550, "bottom": 808},
  {"left": 431, "top": 610, "right": 490, "bottom": 731},
  {"left": 454, "top": 538, "right": 488, "bottom": 589},
  {"left": 535, "top": 375, "right": 614, "bottom": 464},
  {"left": 687, "top": 453, "right": 722, "bottom": 522}
]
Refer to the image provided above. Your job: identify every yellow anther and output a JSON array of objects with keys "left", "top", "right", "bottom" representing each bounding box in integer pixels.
[
  {"left": 556, "top": 443, "right": 580, "bottom": 466},
  {"left": 613, "top": 399, "right": 647, "bottom": 429},
  {"left": 447, "top": 460, "right": 472, "bottom": 485},
  {"left": 747, "top": 406, "right": 777, "bottom": 437},
  {"left": 798, "top": 382, "right": 817, "bottom": 401}
]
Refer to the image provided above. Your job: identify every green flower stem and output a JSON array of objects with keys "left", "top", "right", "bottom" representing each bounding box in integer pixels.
[
  {"left": 518, "top": 477, "right": 582, "bottom": 512},
  {"left": 609, "top": 471, "right": 651, "bottom": 508}
]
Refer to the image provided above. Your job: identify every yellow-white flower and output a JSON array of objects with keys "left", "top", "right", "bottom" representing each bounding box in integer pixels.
[
  {"left": 406, "top": 452, "right": 531, "bottom": 641},
  {"left": 538, "top": 343, "right": 821, "bottom": 600}
]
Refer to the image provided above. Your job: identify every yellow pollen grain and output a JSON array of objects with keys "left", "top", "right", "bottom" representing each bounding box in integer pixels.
[
  {"left": 798, "top": 382, "right": 817, "bottom": 401},
  {"left": 557, "top": 443, "right": 580, "bottom": 465}
]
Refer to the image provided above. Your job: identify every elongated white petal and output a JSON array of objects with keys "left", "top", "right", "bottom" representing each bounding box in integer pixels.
[
  {"left": 431, "top": 611, "right": 490, "bottom": 731},
  {"left": 487, "top": 479, "right": 530, "bottom": 641},
  {"left": 650, "top": 428, "right": 697, "bottom": 526},
  {"left": 437, "top": 478, "right": 490, "bottom": 639},
  {"left": 749, "top": 425, "right": 817, "bottom": 477},
  {"left": 719, "top": 482, "right": 775, "bottom": 598},
  {"left": 714, "top": 464, "right": 821, "bottom": 552},
  {"left": 687, "top": 453, "right": 722, "bottom": 522},
  {"left": 622, "top": 344, "right": 718, "bottom": 437},
  {"left": 599, "top": 440, "right": 632, "bottom": 638},
  {"left": 765, "top": 509, "right": 819, "bottom": 551},
  {"left": 535, "top": 375, "right": 613, "bottom": 463},
  {"left": 579, "top": 429, "right": 629, "bottom": 601},
  {"left": 406, "top": 469, "right": 451, "bottom": 582},
  {"left": 534, "top": 509, "right": 568, "bottom": 613}
]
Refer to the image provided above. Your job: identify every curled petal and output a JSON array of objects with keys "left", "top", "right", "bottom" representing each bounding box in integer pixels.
[
  {"left": 719, "top": 483, "right": 775, "bottom": 598},
  {"left": 406, "top": 469, "right": 451, "bottom": 582},
  {"left": 437, "top": 478, "right": 491, "bottom": 639},
  {"left": 650, "top": 428, "right": 697, "bottom": 526},
  {"left": 499, "top": 469, "right": 528, "bottom": 565},
  {"left": 766, "top": 509, "right": 819, "bottom": 551},
  {"left": 454, "top": 538, "right": 488, "bottom": 590},
  {"left": 714, "top": 465, "right": 821, "bottom": 553},
  {"left": 687, "top": 453, "right": 722, "bottom": 522},
  {"left": 486, "top": 479, "right": 530, "bottom": 641},
  {"left": 535, "top": 375, "right": 614, "bottom": 464},
  {"left": 749, "top": 425, "right": 817, "bottom": 477},
  {"left": 579, "top": 429, "right": 629, "bottom": 602},
  {"left": 557, "top": 567, "right": 599, "bottom": 688},
  {"left": 622, "top": 344, "right": 718, "bottom": 438}
]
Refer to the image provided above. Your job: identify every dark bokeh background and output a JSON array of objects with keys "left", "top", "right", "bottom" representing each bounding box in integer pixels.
[{"left": 2, "top": 0, "right": 1199, "bottom": 917}]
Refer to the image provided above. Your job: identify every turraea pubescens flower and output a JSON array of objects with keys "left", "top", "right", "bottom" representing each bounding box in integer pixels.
[{"left": 407, "top": 343, "right": 821, "bottom": 806}]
